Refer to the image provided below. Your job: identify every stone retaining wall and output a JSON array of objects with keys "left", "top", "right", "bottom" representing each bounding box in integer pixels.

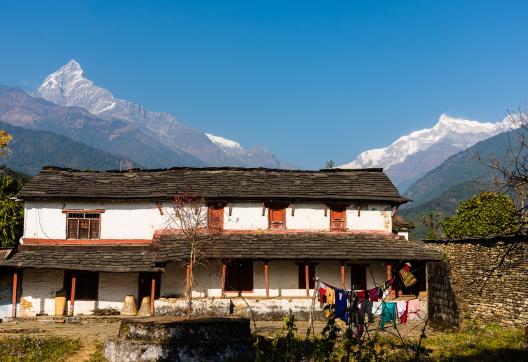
[{"left": 425, "top": 238, "right": 528, "bottom": 329}]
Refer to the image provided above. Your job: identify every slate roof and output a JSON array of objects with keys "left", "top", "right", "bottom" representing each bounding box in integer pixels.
[
  {"left": 0, "top": 245, "right": 162, "bottom": 272},
  {"left": 17, "top": 167, "right": 408, "bottom": 204},
  {"left": 0, "top": 233, "right": 442, "bottom": 271},
  {"left": 155, "top": 232, "right": 442, "bottom": 261}
]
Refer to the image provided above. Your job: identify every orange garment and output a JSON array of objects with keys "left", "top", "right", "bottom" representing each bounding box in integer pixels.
[{"left": 325, "top": 287, "right": 336, "bottom": 318}]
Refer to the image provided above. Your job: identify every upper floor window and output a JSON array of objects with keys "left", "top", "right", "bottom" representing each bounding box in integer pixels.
[
  {"left": 330, "top": 207, "right": 347, "bottom": 231},
  {"left": 208, "top": 206, "right": 224, "bottom": 231},
  {"left": 66, "top": 212, "right": 101, "bottom": 239},
  {"left": 268, "top": 207, "right": 286, "bottom": 230}
]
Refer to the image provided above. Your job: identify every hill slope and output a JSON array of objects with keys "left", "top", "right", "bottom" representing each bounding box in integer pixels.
[
  {"left": 0, "top": 85, "right": 204, "bottom": 168},
  {"left": 403, "top": 130, "right": 514, "bottom": 207},
  {"left": 0, "top": 121, "right": 139, "bottom": 175}
]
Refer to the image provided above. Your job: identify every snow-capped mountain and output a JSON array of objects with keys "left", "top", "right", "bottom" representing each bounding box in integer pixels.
[
  {"left": 340, "top": 114, "right": 514, "bottom": 191},
  {"left": 37, "top": 60, "right": 287, "bottom": 168},
  {"left": 205, "top": 133, "right": 290, "bottom": 168}
]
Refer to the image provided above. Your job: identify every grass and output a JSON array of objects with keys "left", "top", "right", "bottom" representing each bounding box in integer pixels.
[
  {"left": 0, "top": 336, "right": 81, "bottom": 362},
  {"left": 423, "top": 323, "right": 527, "bottom": 361},
  {"left": 88, "top": 342, "right": 108, "bottom": 362},
  {"left": 256, "top": 321, "right": 527, "bottom": 361}
]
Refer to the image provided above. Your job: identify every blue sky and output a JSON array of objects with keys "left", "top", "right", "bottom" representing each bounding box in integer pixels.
[{"left": 1, "top": 1, "right": 527, "bottom": 168}]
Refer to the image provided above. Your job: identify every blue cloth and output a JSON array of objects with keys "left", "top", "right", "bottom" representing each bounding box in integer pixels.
[
  {"left": 379, "top": 302, "right": 397, "bottom": 329},
  {"left": 335, "top": 288, "right": 348, "bottom": 323}
]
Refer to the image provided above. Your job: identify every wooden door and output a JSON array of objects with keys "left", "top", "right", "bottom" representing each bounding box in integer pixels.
[
  {"left": 138, "top": 272, "right": 161, "bottom": 302},
  {"left": 350, "top": 264, "right": 367, "bottom": 290},
  {"left": 225, "top": 260, "right": 253, "bottom": 292}
]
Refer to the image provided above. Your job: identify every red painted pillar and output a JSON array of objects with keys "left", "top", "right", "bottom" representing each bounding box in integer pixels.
[
  {"left": 264, "top": 261, "right": 269, "bottom": 298},
  {"left": 150, "top": 275, "right": 156, "bottom": 316},
  {"left": 70, "top": 275, "right": 76, "bottom": 316},
  {"left": 305, "top": 263, "right": 310, "bottom": 297},
  {"left": 221, "top": 262, "right": 226, "bottom": 298},
  {"left": 12, "top": 271, "right": 18, "bottom": 318}
]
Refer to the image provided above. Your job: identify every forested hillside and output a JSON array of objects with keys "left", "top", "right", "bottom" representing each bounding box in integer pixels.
[{"left": 0, "top": 121, "right": 139, "bottom": 175}]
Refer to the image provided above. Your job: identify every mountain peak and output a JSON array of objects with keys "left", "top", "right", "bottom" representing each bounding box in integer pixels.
[
  {"left": 340, "top": 113, "right": 514, "bottom": 188},
  {"left": 63, "top": 59, "right": 82, "bottom": 73}
]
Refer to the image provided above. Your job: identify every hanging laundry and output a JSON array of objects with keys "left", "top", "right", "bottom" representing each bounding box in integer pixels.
[
  {"left": 335, "top": 289, "right": 348, "bottom": 322},
  {"left": 324, "top": 287, "right": 336, "bottom": 318},
  {"left": 399, "top": 301, "right": 409, "bottom": 324},
  {"left": 399, "top": 262, "right": 417, "bottom": 288},
  {"left": 408, "top": 299, "right": 421, "bottom": 319},
  {"left": 319, "top": 287, "right": 327, "bottom": 304},
  {"left": 379, "top": 302, "right": 397, "bottom": 329},
  {"left": 357, "top": 290, "right": 367, "bottom": 301},
  {"left": 368, "top": 287, "right": 379, "bottom": 302}
]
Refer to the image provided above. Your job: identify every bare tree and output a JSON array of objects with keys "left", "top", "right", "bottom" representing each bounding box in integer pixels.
[
  {"left": 165, "top": 191, "right": 210, "bottom": 312},
  {"left": 477, "top": 108, "right": 528, "bottom": 231}
]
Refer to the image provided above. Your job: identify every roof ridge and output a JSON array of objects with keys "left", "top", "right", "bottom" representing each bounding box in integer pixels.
[{"left": 41, "top": 166, "right": 384, "bottom": 174}]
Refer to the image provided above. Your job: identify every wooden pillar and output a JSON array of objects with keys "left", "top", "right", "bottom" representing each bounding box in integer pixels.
[
  {"left": 221, "top": 262, "right": 227, "bottom": 298},
  {"left": 70, "top": 274, "right": 76, "bottom": 316},
  {"left": 150, "top": 274, "right": 156, "bottom": 316},
  {"left": 305, "top": 263, "right": 310, "bottom": 297},
  {"left": 386, "top": 262, "right": 395, "bottom": 298},
  {"left": 185, "top": 263, "right": 191, "bottom": 297},
  {"left": 264, "top": 261, "right": 269, "bottom": 298},
  {"left": 12, "top": 270, "right": 18, "bottom": 318},
  {"left": 340, "top": 262, "right": 345, "bottom": 289}
]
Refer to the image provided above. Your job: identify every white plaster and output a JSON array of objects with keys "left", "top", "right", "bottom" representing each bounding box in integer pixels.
[
  {"left": 19, "top": 269, "right": 64, "bottom": 317},
  {"left": 398, "top": 231, "right": 409, "bottom": 240},
  {"left": 23, "top": 201, "right": 393, "bottom": 242},
  {"left": 346, "top": 204, "right": 392, "bottom": 232},
  {"left": 23, "top": 201, "right": 174, "bottom": 241},
  {"left": 286, "top": 204, "right": 329, "bottom": 230},
  {"left": 224, "top": 203, "right": 268, "bottom": 230}
]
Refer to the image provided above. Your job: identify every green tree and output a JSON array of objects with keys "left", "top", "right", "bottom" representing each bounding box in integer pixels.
[
  {"left": 0, "top": 175, "right": 24, "bottom": 246},
  {"left": 441, "top": 192, "right": 518, "bottom": 238}
]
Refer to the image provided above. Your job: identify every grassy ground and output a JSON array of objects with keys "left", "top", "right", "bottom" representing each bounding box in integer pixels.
[
  {"left": 0, "top": 336, "right": 81, "bottom": 362},
  {"left": 0, "top": 318, "right": 525, "bottom": 361},
  {"left": 423, "top": 323, "right": 527, "bottom": 361}
]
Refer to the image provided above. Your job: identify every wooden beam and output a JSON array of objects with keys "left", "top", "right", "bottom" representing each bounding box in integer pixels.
[
  {"left": 340, "top": 262, "right": 345, "bottom": 289},
  {"left": 264, "top": 261, "right": 269, "bottom": 298},
  {"left": 305, "top": 263, "right": 309, "bottom": 297},
  {"left": 12, "top": 271, "right": 18, "bottom": 318},
  {"left": 221, "top": 262, "right": 226, "bottom": 298},
  {"left": 70, "top": 274, "right": 76, "bottom": 316},
  {"left": 150, "top": 274, "right": 156, "bottom": 316}
]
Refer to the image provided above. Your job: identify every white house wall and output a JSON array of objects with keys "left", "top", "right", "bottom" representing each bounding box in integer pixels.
[
  {"left": 24, "top": 201, "right": 392, "bottom": 242},
  {"left": 223, "top": 203, "right": 268, "bottom": 230},
  {"left": 347, "top": 204, "right": 392, "bottom": 233}
]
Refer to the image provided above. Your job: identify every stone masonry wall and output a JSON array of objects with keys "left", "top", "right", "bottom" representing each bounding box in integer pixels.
[{"left": 426, "top": 240, "right": 528, "bottom": 329}]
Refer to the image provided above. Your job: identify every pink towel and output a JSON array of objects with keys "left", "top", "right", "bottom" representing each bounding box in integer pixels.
[{"left": 408, "top": 299, "right": 420, "bottom": 314}]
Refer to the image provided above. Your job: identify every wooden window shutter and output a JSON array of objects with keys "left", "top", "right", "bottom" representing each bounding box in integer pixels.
[
  {"left": 268, "top": 208, "right": 286, "bottom": 230},
  {"left": 208, "top": 206, "right": 224, "bottom": 231},
  {"left": 330, "top": 208, "right": 347, "bottom": 231}
]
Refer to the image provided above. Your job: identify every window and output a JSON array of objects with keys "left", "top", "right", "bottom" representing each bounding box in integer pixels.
[
  {"left": 66, "top": 213, "right": 101, "bottom": 239},
  {"left": 225, "top": 259, "right": 253, "bottom": 292},
  {"left": 64, "top": 271, "right": 99, "bottom": 300},
  {"left": 298, "top": 263, "right": 316, "bottom": 289},
  {"left": 268, "top": 208, "right": 286, "bottom": 229},
  {"left": 330, "top": 208, "right": 347, "bottom": 231},
  {"left": 208, "top": 206, "right": 224, "bottom": 231}
]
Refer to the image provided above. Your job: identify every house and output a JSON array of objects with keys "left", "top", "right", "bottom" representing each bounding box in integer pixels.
[{"left": 0, "top": 166, "right": 441, "bottom": 319}]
